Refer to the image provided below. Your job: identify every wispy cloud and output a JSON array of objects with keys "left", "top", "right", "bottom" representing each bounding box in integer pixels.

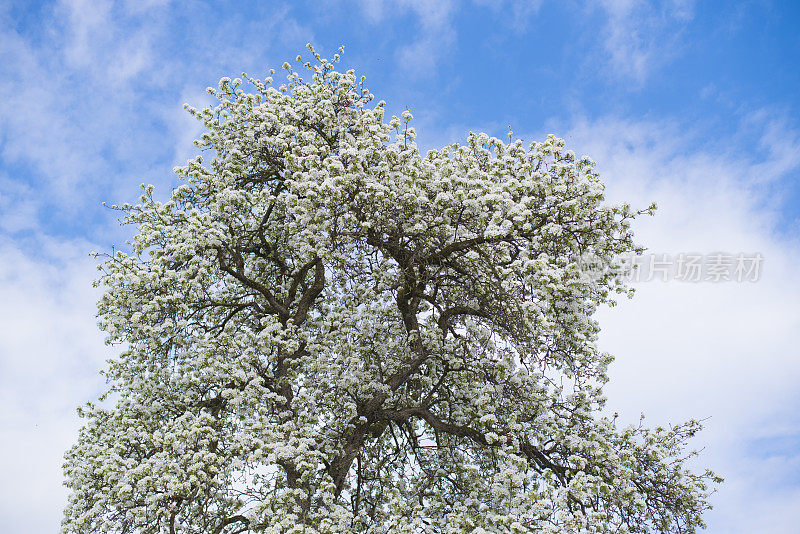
[
  {"left": 745, "top": 110, "right": 800, "bottom": 186},
  {"left": 357, "top": 0, "right": 458, "bottom": 77},
  {"left": 57, "top": 0, "right": 153, "bottom": 81},
  {"left": 0, "top": 174, "right": 41, "bottom": 234},
  {"left": 0, "top": 0, "right": 166, "bottom": 223},
  {"left": 0, "top": 1, "right": 312, "bottom": 234},
  {"left": 594, "top": 0, "right": 696, "bottom": 84},
  {"left": 356, "top": 0, "right": 695, "bottom": 84},
  {"left": 473, "top": 0, "right": 544, "bottom": 33}
]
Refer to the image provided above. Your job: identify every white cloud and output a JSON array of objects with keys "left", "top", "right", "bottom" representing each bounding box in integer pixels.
[
  {"left": 372, "top": 0, "right": 695, "bottom": 80},
  {"left": 356, "top": 0, "right": 457, "bottom": 77},
  {"left": 0, "top": 1, "right": 313, "bottom": 230},
  {"left": 554, "top": 112, "right": 800, "bottom": 533},
  {"left": 0, "top": 174, "right": 40, "bottom": 233},
  {"left": 745, "top": 110, "right": 800, "bottom": 186},
  {"left": 397, "top": 0, "right": 457, "bottom": 76},
  {"left": 122, "top": 0, "right": 172, "bottom": 15},
  {"left": 56, "top": 0, "right": 163, "bottom": 84},
  {"left": 358, "top": 0, "right": 387, "bottom": 23},
  {"left": 472, "top": 0, "right": 544, "bottom": 33},
  {"left": 0, "top": 236, "right": 111, "bottom": 533},
  {"left": 58, "top": 0, "right": 114, "bottom": 68},
  {"left": 0, "top": 25, "right": 99, "bottom": 197},
  {"left": 0, "top": 2, "right": 167, "bottom": 216},
  {"left": 595, "top": 0, "right": 696, "bottom": 84}
]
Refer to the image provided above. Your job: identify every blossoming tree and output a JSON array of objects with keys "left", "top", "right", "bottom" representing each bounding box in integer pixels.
[{"left": 63, "top": 47, "right": 719, "bottom": 534}]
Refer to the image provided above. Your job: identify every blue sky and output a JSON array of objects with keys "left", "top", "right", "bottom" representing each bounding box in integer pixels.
[{"left": 1, "top": 1, "right": 799, "bottom": 532}]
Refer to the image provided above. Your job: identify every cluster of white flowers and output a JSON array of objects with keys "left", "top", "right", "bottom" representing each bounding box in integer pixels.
[{"left": 63, "top": 45, "right": 719, "bottom": 533}]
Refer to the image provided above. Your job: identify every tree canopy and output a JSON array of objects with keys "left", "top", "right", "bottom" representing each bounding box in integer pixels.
[{"left": 63, "top": 46, "right": 719, "bottom": 534}]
